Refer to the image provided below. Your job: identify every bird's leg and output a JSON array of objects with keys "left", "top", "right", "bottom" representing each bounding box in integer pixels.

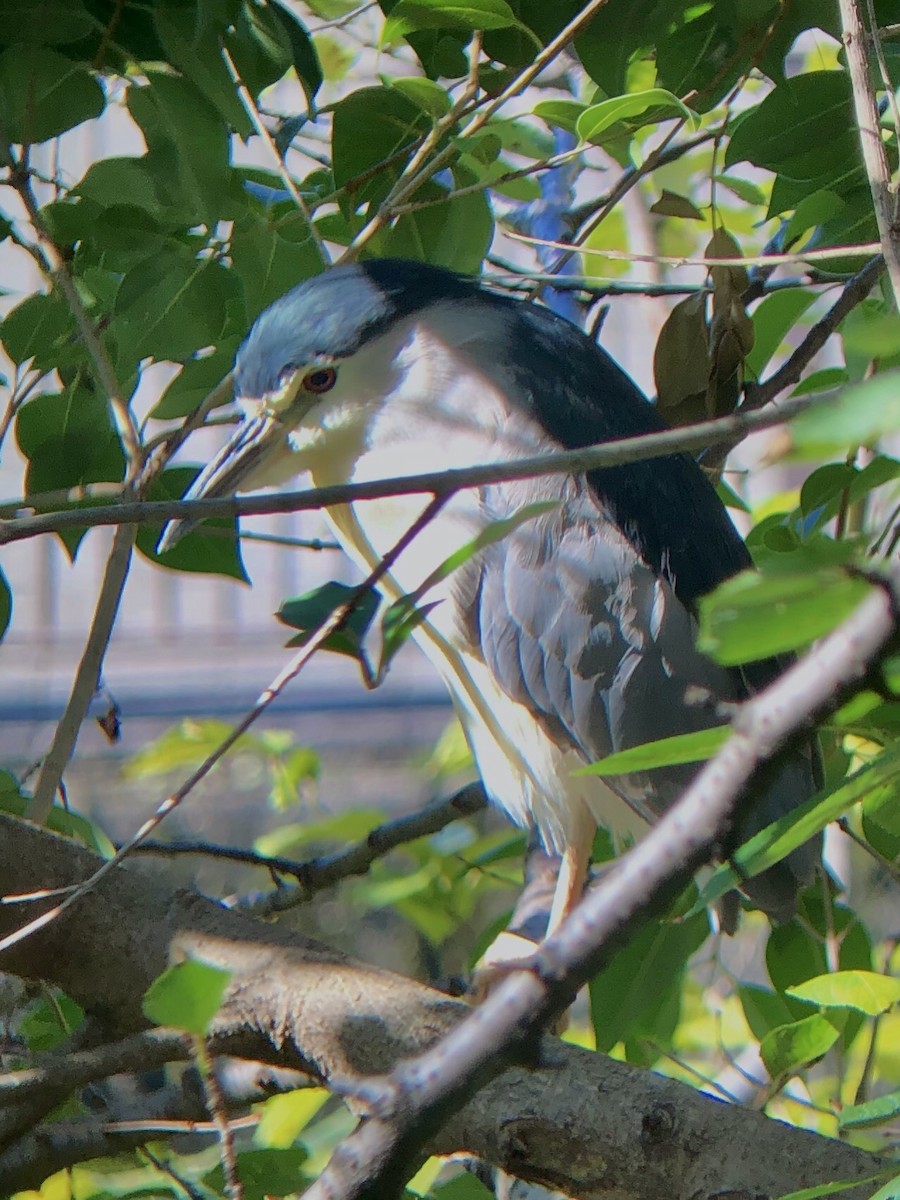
[
  {"left": 469, "top": 811, "right": 594, "bottom": 1014},
  {"left": 546, "top": 817, "right": 594, "bottom": 938}
]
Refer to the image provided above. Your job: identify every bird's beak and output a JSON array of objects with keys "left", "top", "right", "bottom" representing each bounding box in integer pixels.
[{"left": 157, "top": 410, "right": 285, "bottom": 553}]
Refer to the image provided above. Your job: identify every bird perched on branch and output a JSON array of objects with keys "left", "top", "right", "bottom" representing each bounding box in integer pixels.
[{"left": 160, "top": 259, "right": 820, "bottom": 941}]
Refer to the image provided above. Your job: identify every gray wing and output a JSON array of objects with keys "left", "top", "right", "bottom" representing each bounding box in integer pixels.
[{"left": 464, "top": 481, "right": 819, "bottom": 921}]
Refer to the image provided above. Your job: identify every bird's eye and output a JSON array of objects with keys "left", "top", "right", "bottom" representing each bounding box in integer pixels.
[{"left": 303, "top": 367, "right": 337, "bottom": 394}]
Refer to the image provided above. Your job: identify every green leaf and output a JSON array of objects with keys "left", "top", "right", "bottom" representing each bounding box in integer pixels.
[
  {"left": 697, "top": 569, "right": 872, "bottom": 665},
  {"left": 0, "top": 46, "right": 104, "bottom": 143},
  {"left": 127, "top": 72, "right": 232, "bottom": 228},
  {"left": 380, "top": 171, "right": 492, "bottom": 275},
  {"left": 155, "top": 2, "right": 254, "bottom": 137},
  {"left": 791, "top": 372, "right": 900, "bottom": 453},
  {"left": 577, "top": 725, "right": 729, "bottom": 776},
  {"left": 532, "top": 99, "right": 585, "bottom": 134},
  {"left": 868, "top": 1172, "right": 900, "bottom": 1200},
  {"left": 277, "top": 580, "right": 381, "bottom": 660},
  {"left": 1, "top": 291, "right": 75, "bottom": 368},
  {"left": 231, "top": 210, "right": 324, "bottom": 321},
  {"left": 255, "top": 808, "right": 383, "bottom": 857},
  {"left": 331, "top": 86, "right": 429, "bottom": 211},
  {"left": 746, "top": 288, "right": 817, "bottom": 379},
  {"left": 15, "top": 385, "right": 126, "bottom": 558},
  {"left": 138, "top": 466, "right": 248, "bottom": 582},
  {"left": 576, "top": 89, "right": 694, "bottom": 145},
  {"left": 839, "top": 1090, "right": 900, "bottom": 1131},
  {"left": 589, "top": 909, "right": 709, "bottom": 1053},
  {"left": 693, "top": 747, "right": 900, "bottom": 912},
  {"left": 124, "top": 718, "right": 242, "bottom": 780},
  {"left": 384, "top": 0, "right": 522, "bottom": 42},
  {"left": 271, "top": 0, "right": 323, "bottom": 106},
  {"left": 255, "top": 1088, "right": 328, "bottom": 1148},
  {"left": 204, "top": 1147, "right": 309, "bottom": 1200},
  {"left": 111, "top": 253, "right": 238, "bottom": 366},
  {"left": 787, "top": 971, "right": 900, "bottom": 1016},
  {"left": 143, "top": 958, "right": 232, "bottom": 1034},
  {"left": 151, "top": 342, "right": 239, "bottom": 419},
  {"left": 390, "top": 76, "right": 453, "bottom": 118},
  {"left": 760, "top": 1014, "right": 840, "bottom": 1079},
  {"left": 738, "top": 984, "right": 799, "bottom": 1042}
]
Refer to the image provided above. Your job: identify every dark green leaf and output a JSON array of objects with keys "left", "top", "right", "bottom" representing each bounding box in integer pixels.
[
  {"left": 278, "top": 580, "right": 381, "bottom": 659},
  {"left": 271, "top": 0, "right": 322, "bottom": 106},
  {"left": 739, "top": 984, "right": 799, "bottom": 1042},
  {"left": 143, "top": 959, "right": 232, "bottom": 1034},
  {"left": 0, "top": 0, "right": 94, "bottom": 44},
  {"left": 0, "top": 45, "right": 103, "bottom": 143},
  {"left": 649, "top": 189, "right": 704, "bottom": 220},
  {"left": 138, "top": 467, "right": 248, "bottom": 582},
  {"left": 1, "top": 291, "right": 74, "bottom": 368},
  {"left": 128, "top": 72, "right": 232, "bottom": 228},
  {"left": 151, "top": 343, "right": 239, "bottom": 420},
  {"left": 112, "top": 253, "right": 238, "bottom": 366},
  {"left": 589, "top": 909, "right": 708, "bottom": 1052},
  {"left": 692, "top": 748, "right": 900, "bottom": 913},
  {"left": 231, "top": 211, "right": 324, "bottom": 320},
  {"left": 155, "top": 1, "right": 254, "bottom": 137},
  {"left": 225, "top": 0, "right": 293, "bottom": 99},
  {"left": 331, "top": 86, "right": 430, "bottom": 210},
  {"left": 204, "top": 1148, "right": 309, "bottom": 1200},
  {"left": 726, "top": 73, "right": 854, "bottom": 177},
  {"left": 379, "top": 173, "right": 492, "bottom": 273}
]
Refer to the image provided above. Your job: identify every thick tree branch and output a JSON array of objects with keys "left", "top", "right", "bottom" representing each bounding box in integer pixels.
[
  {"left": 839, "top": 0, "right": 900, "bottom": 306},
  {"left": 0, "top": 390, "right": 822, "bottom": 546}
]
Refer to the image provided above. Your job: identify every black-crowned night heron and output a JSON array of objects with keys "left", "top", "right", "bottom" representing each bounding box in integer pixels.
[{"left": 161, "top": 259, "right": 820, "bottom": 939}]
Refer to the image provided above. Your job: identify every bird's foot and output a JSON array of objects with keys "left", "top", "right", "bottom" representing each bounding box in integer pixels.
[{"left": 467, "top": 930, "right": 569, "bottom": 1034}]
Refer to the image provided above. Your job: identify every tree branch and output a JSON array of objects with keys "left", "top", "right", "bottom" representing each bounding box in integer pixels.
[
  {"left": 128, "top": 784, "right": 487, "bottom": 914},
  {"left": 839, "top": 0, "right": 900, "bottom": 307},
  {"left": 0, "top": 389, "right": 822, "bottom": 546},
  {"left": 0, "top": 807, "right": 888, "bottom": 1200}
]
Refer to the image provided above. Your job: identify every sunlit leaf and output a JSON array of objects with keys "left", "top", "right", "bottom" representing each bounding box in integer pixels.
[
  {"left": 760, "top": 1014, "right": 840, "bottom": 1078},
  {"left": 787, "top": 971, "right": 900, "bottom": 1016},
  {"left": 577, "top": 726, "right": 729, "bottom": 776},
  {"left": 143, "top": 959, "right": 232, "bottom": 1034}
]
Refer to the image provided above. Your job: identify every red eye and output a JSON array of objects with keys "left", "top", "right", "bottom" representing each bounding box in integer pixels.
[{"left": 303, "top": 367, "right": 337, "bottom": 394}]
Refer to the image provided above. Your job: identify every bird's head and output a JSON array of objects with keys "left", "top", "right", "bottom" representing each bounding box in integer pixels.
[{"left": 158, "top": 259, "right": 482, "bottom": 552}]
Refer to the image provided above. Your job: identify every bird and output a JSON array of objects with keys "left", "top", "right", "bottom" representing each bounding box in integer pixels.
[{"left": 159, "top": 258, "right": 821, "bottom": 943}]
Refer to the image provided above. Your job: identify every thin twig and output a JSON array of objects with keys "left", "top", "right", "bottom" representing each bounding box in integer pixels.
[
  {"left": 26, "top": 525, "right": 137, "bottom": 822},
  {"left": 0, "top": 388, "right": 825, "bottom": 546},
  {"left": 221, "top": 48, "right": 330, "bottom": 267},
  {"left": 125, "top": 784, "right": 486, "bottom": 909},
  {"left": 510, "top": 230, "right": 884, "bottom": 268},
  {"left": 839, "top": 0, "right": 900, "bottom": 307}
]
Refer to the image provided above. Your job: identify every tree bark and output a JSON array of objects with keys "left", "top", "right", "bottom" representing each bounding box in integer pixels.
[{"left": 0, "top": 814, "right": 887, "bottom": 1199}]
